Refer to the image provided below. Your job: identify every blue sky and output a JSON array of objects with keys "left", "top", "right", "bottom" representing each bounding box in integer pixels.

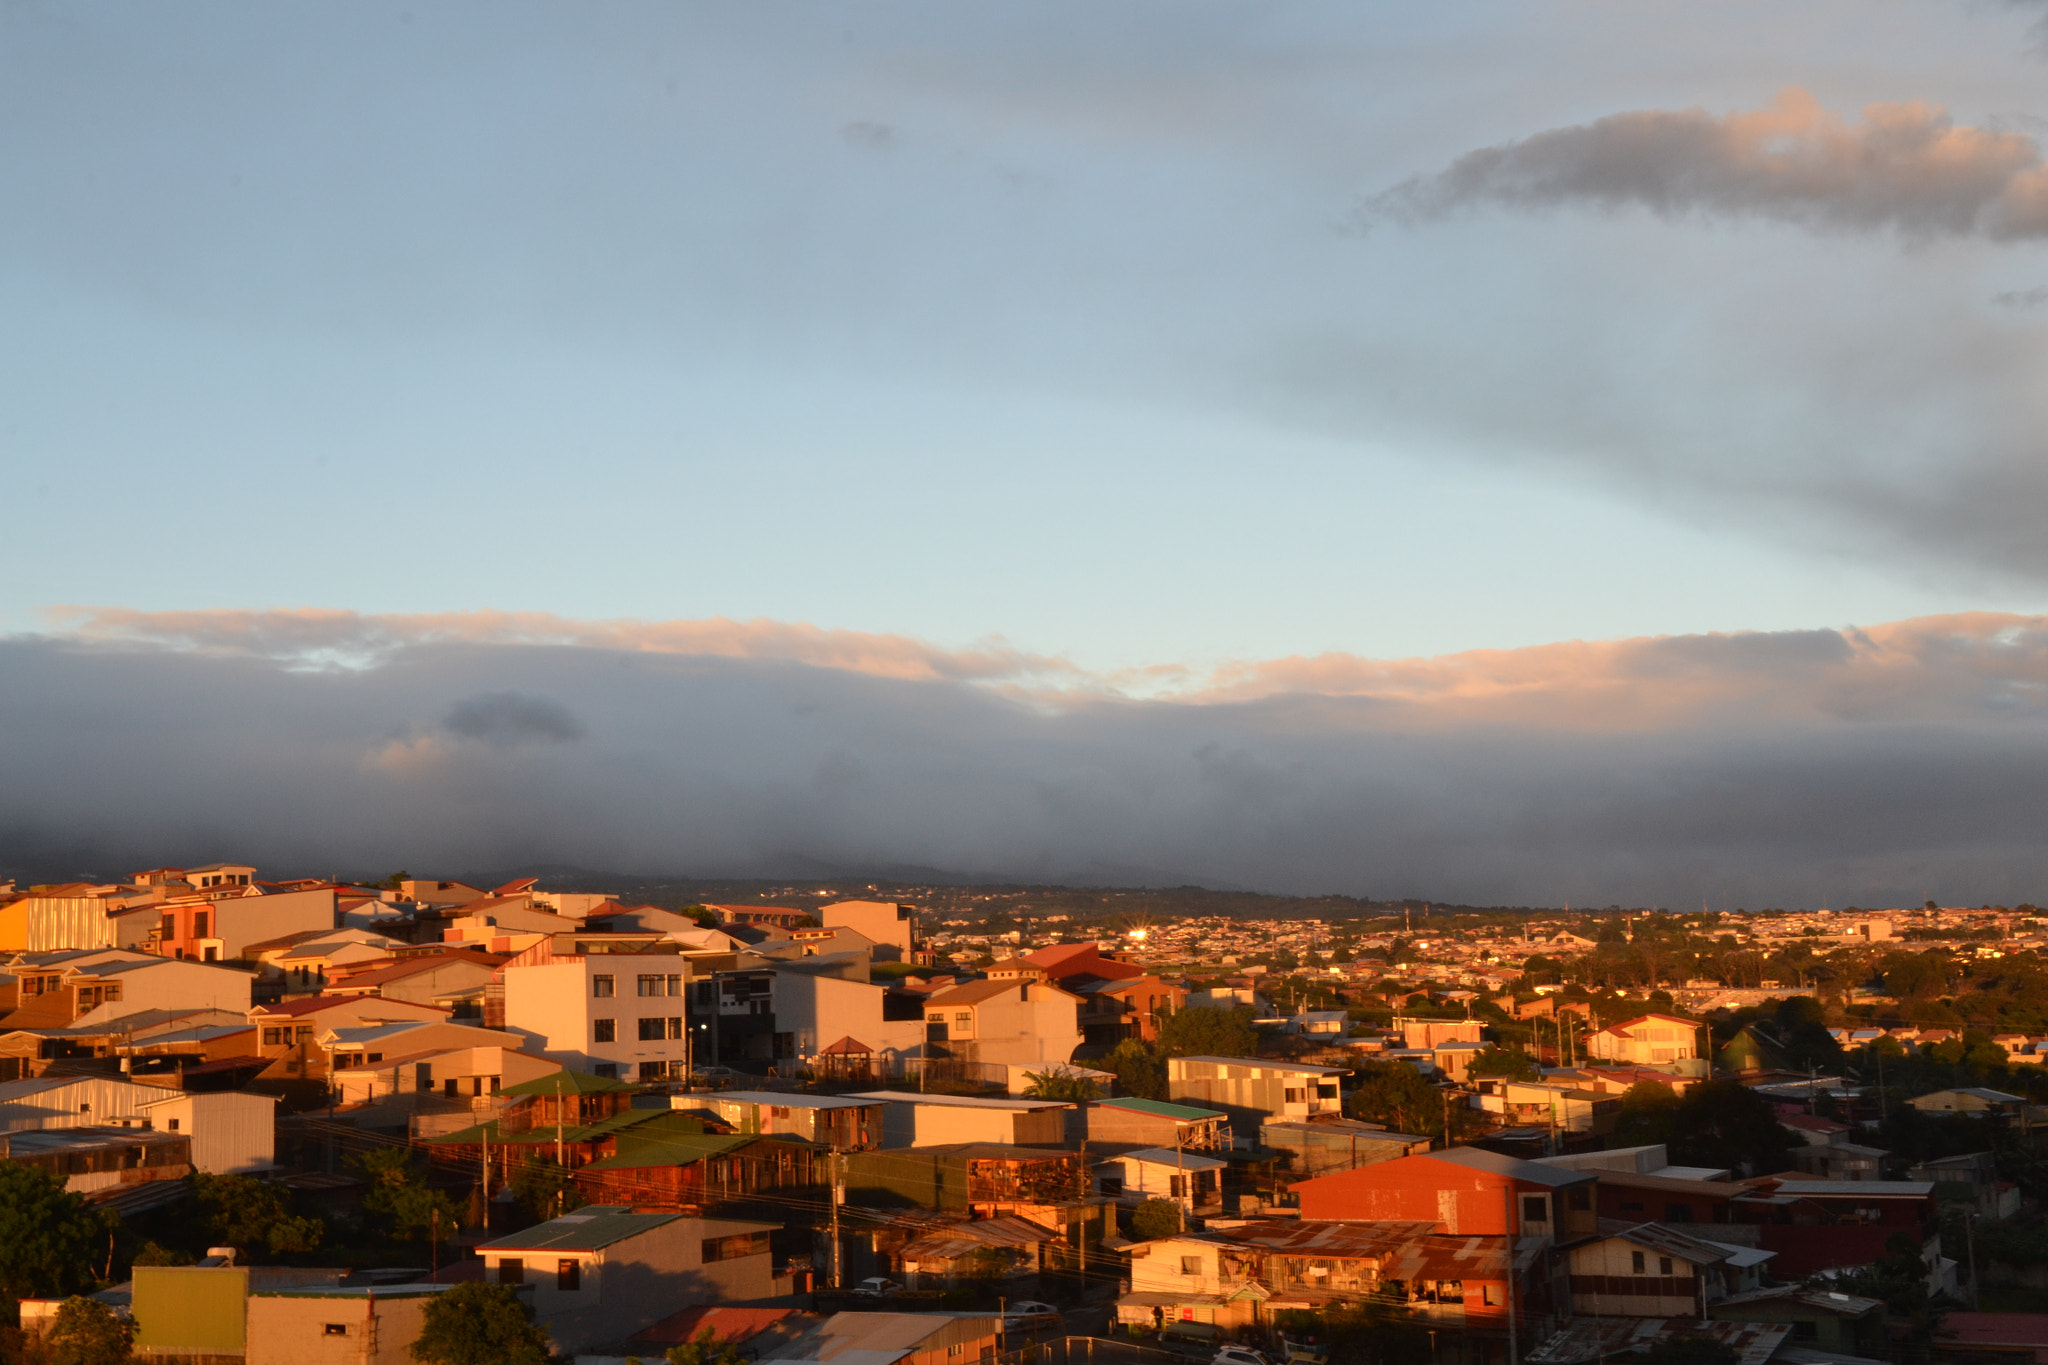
[{"left": 8, "top": 1, "right": 2048, "bottom": 674}]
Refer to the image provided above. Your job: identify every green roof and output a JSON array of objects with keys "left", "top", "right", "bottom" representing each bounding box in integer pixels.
[
  {"left": 478, "top": 1205, "right": 680, "bottom": 1252},
  {"left": 1098, "top": 1096, "right": 1227, "bottom": 1121},
  {"left": 499, "top": 1070, "right": 639, "bottom": 1097},
  {"left": 583, "top": 1129, "right": 812, "bottom": 1172},
  {"left": 425, "top": 1107, "right": 685, "bottom": 1148}
]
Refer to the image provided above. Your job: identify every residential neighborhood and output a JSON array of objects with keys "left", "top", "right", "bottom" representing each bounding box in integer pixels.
[{"left": 6, "top": 868, "right": 2048, "bottom": 1365}]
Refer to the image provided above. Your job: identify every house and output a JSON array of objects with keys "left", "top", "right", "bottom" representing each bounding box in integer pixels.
[
  {"left": 1790, "top": 1141, "right": 1889, "bottom": 1181},
  {"left": 478, "top": 1206, "right": 778, "bottom": 1351},
  {"left": 1582, "top": 1014, "right": 1704, "bottom": 1067},
  {"left": 707, "top": 905, "right": 815, "bottom": 930},
  {"left": 324, "top": 1020, "right": 560, "bottom": 1104},
  {"left": 573, "top": 1127, "right": 824, "bottom": 1212},
  {"left": 0, "top": 884, "right": 163, "bottom": 953},
  {"left": 920, "top": 969, "right": 1084, "bottom": 1073},
  {"left": 892, "top": 1215, "right": 1059, "bottom": 1289},
  {"left": 1117, "top": 1219, "right": 1514, "bottom": 1338},
  {"left": 1907, "top": 1087, "right": 2028, "bottom": 1116},
  {"left": 1745, "top": 1180, "right": 1945, "bottom": 1287},
  {"left": 1394, "top": 1018, "right": 1484, "bottom": 1049},
  {"left": 134, "top": 1090, "right": 276, "bottom": 1173},
  {"left": 1290, "top": 1146, "right": 1598, "bottom": 1242},
  {"left": 704, "top": 959, "right": 925, "bottom": 1074},
  {"left": 1096, "top": 1148, "right": 1226, "bottom": 1217},
  {"left": 245, "top": 928, "right": 404, "bottom": 985},
  {"left": 1072, "top": 975, "right": 1188, "bottom": 1049},
  {"left": 1259, "top": 1118, "right": 1431, "bottom": 1178},
  {"left": 821, "top": 901, "right": 921, "bottom": 963},
  {"left": 246, "top": 1284, "right": 455, "bottom": 1365},
  {"left": 845, "top": 1091, "right": 1070, "bottom": 1148},
  {"left": 1079, "top": 1097, "right": 1230, "bottom": 1153},
  {"left": 699, "top": 1091, "right": 887, "bottom": 1150},
  {"left": 1710, "top": 1284, "right": 1887, "bottom": 1357},
  {"left": 327, "top": 949, "right": 505, "bottom": 1013},
  {"left": 1, "top": 1125, "right": 192, "bottom": 1208},
  {"left": 247, "top": 995, "right": 446, "bottom": 1081},
  {"left": 843, "top": 1144, "right": 1090, "bottom": 1222},
  {"left": 398, "top": 879, "right": 488, "bottom": 908},
  {"left": 1928, "top": 1313, "right": 2048, "bottom": 1365},
  {"left": 1909, "top": 1151, "right": 2019, "bottom": 1220},
  {"left": 124, "top": 1262, "right": 351, "bottom": 1364},
  {"left": 1536, "top": 1143, "right": 1728, "bottom": 1182},
  {"left": 154, "top": 885, "right": 337, "bottom": 962},
  {"left": 758, "top": 1311, "right": 1002, "bottom": 1365},
  {"left": 1567, "top": 1222, "right": 1774, "bottom": 1318},
  {"left": 502, "top": 938, "right": 693, "bottom": 1080},
  {"left": 1, "top": 949, "right": 253, "bottom": 1031},
  {"left": 1166, "top": 1056, "right": 1350, "bottom": 1139}
]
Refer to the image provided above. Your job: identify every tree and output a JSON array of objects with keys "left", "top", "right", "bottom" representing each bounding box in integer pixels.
[
  {"left": 1345, "top": 1060, "right": 1479, "bottom": 1142},
  {"left": 1100, "top": 1040, "right": 1166, "bottom": 1101},
  {"left": 0, "top": 1165, "right": 114, "bottom": 1302},
  {"left": 1464, "top": 1046, "right": 1539, "bottom": 1082},
  {"left": 1155, "top": 1006, "right": 1257, "bottom": 1059},
  {"left": 44, "top": 1296, "right": 133, "bottom": 1365},
  {"left": 411, "top": 1281, "right": 551, "bottom": 1365},
  {"left": 352, "top": 1148, "right": 462, "bottom": 1243},
  {"left": 1129, "top": 1199, "right": 1184, "bottom": 1240},
  {"left": 1667, "top": 1080, "right": 1796, "bottom": 1176},
  {"left": 1021, "top": 1067, "right": 1103, "bottom": 1102},
  {"left": 509, "top": 1154, "right": 585, "bottom": 1221},
  {"left": 189, "top": 1173, "right": 324, "bottom": 1258},
  {"left": 667, "top": 1328, "right": 750, "bottom": 1365},
  {"left": 1611, "top": 1081, "right": 1681, "bottom": 1150}
]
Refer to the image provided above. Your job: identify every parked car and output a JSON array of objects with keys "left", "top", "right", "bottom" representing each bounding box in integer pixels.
[
  {"left": 851, "top": 1277, "right": 900, "bottom": 1297},
  {"left": 1002, "top": 1302, "right": 1063, "bottom": 1332},
  {"left": 1279, "top": 1336, "right": 1329, "bottom": 1365},
  {"left": 687, "top": 1066, "right": 744, "bottom": 1087},
  {"left": 1213, "top": 1348, "right": 1272, "bottom": 1365}
]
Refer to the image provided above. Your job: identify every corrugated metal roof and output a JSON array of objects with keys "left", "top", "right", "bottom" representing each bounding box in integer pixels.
[
  {"left": 1096, "top": 1097, "right": 1226, "bottom": 1121},
  {"left": 478, "top": 1205, "right": 681, "bottom": 1251}
]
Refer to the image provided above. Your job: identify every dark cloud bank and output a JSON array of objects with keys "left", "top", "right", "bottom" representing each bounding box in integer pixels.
[{"left": 7, "top": 620, "right": 2048, "bottom": 910}]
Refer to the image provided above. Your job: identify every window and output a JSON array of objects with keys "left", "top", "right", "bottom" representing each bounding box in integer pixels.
[
  {"left": 444, "top": 1079, "right": 459, "bottom": 1097},
  {"left": 1521, "top": 1195, "right": 1547, "bottom": 1225},
  {"left": 927, "top": 1012, "right": 945, "bottom": 1024},
  {"left": 1284, "top": 1087, "right": 1305, "bottom": 1104},
  {"left": 638, "top": 975, "right": 663, "bottom": 997},
  {"left": 949, "top": 1344, "right": 964, "bottom": 1359},
  {"left": 1100, "top": 1176, "right": 1124, "bottom": 1196},
  {"left": 638, "top": 1017, "right": 665, "bottom": 1041},
  {"left": 323, "top": 1324, "right": 349, "bottom": 1337},
  {"left": 1619, "top": 1200, "right": 1645, "bottom": 1213},
  {"left": 1482, "top": 1284, "right": 1502, "bottom": 1307},
  {"left": 703, "top": 1231, "right": 771, "bottom": 1262},
  {"left": 592, "top": 975, "right": 615, "bottom": 998},
  {"left": 639, "top": 1061, "right": 666, "bottom": 1080},
  {"left": 667, "top": 974, "right": 682, "bottom": 996},
  {"left": 262, "top": 1027, "right": 285, "bottom": 1046},
  {"left": 167, "top": 1119, "right": 180, "bottom": 1132},
  {"left": 1659, "top": 1257, "right": 1673, "bottom": 1276},
  {"left": 668, "top": 1017, "right": 684, "bottom": 1039},
  {"left": 1169, "top": 1175, "right": 1185, "bottom": 1197},
  {"left": 954, "top": 1012, "right": 972, "bottom": 1025},
  {"left": 1664, "top": 1201, "right": 1693, "bottom": 1223},
  {"left": 1630, "top": 1251, "right": 1646, "bottom": 1275},
  {"left": 499, "top": 1258, "right": 524, "bottom": 1285},
  {"left": 594, "top": 1063, "right": 618, "bottom": 1079},
  {"left": 1316, "top": 1083, "right": 1338, "bottom": 1099},
  {"left": 192, "top": 912, "right": 209, "bottom": 938},
  {"left": 558, "top": 1259, "right": 581, "bottom": 1291},
  {"left": 159, "top": 913, "right": 175, "bottom": 938},
  {"left": 1180, "top": 1256, "right": 1203, "bottom": 1275},
  {"left": 594, "top": 1019, "right": 616, "bottom": 1043}
]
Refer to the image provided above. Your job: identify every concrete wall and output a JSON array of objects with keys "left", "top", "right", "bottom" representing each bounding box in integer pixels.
[
  {"left": 875, "top": 1100, "right": 1067, "bottom": 1148},
  {"left": 822, "top": 901, "right": 915, "bottom": 961},
  {"left": 246, "top": 1289, "right": 439, "bottom": 1365},
  {"left": 142, "top": 1091, "right": 275, "bottom": 1173},
  {"left": 505, "top": 957, "right": 689, "bottom": 1078}
]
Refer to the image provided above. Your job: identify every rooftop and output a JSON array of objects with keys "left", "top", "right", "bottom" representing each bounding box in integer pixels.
[
  {"left": 1094, "top": 1097, "right": 1226, "bottom": 1122},
  {"left": 479, "top": 1205, "right": 683, "bottom": 1252}
]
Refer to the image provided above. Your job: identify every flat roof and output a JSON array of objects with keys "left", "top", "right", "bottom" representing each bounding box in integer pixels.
[
  {"left": 1123, "top": 1148, "right": 1228, "bottom": 1171},
  {"left": 716, "top": 1091, "right": 882, "bottom": 1110},
  {"left": 1173, "top": 1056, "right": 1351, "bottom": 1075},
  {"left": 479, "top": 1206, "right": 695, "bottom": 1252},
  {"left": 1770, "top": 1180, "right": 1933, "bottom": 1198},
  {"left": 845, "top": 1091, "right": 1068, "bottom": 1110},
  {"left": 1096, "top": 1097, "right": 1226, "bottom": 1121}
]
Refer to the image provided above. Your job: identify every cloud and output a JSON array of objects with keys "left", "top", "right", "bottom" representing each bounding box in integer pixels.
[
  {"left": 1366, "top": 88, "right": 2048, "bottom": 241},
  {"left": 10, "top": 608, "right": 2048, "bottom": 908},
  {"left": 443, "top": 691, "right": 584, "bottom": 746},
  {"left": 1994, "top": 284, "right": 2048, "bottom": 307}
]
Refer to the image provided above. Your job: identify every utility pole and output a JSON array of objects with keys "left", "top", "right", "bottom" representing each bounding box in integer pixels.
[
  {"left": 554, "top": 1074, "right": 566, "bottom": 1217},
  {"left": 481, "top": 1116, "right": 491, "bottom": 1233},
  {"left": 829, "top": 1146, "right": 844, "bottom": 1289}
]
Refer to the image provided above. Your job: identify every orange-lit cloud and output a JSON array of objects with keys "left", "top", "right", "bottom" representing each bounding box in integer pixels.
[{"left": 1368, "top": 88, "right": 2048, "bottom": 240}]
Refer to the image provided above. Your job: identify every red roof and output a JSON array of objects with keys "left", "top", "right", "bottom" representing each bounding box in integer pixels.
[
  {"left": 250, "top": 994, "right": 446, "bottom": 1018},
  {"left": 492, "top": 878, "right": 540, "bottom": 897},
  {"left": 820, "top": 1036, "right": 873, "bottom": 1055},
  {"left": 1023, "top": 942, "right": 1143, "bottom": 982},
  {"left": 632, "top": 1306, "right": 797, "bottom": 1347}
]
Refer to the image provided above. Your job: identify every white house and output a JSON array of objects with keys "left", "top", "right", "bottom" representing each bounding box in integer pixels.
[
  {"left": 135, "top": 1091, "right": 277, "bottom": 1173},
  {"left": 845, "top": 1091, "right": 1072, "bottom": 1148},
  {"left": 504, "top": 948, "right": 692, "bottom": 1080},
  {"left": 921, "top": 969, "right": 1083, "bottom": 1071},
  {"left": 821, "top": 900, "right": 919, "bottom": 962},
  {"left": 1097, "top": 1147, "right": 1227, "bottom": 1216},
  {"left": 1583, "top": 1015, "right": 1704, "bottom": 1067}
]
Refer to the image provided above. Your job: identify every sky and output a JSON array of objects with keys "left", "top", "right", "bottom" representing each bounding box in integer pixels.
[{"left": 7, "top": 2, "right": 2048, "bottom": 905}]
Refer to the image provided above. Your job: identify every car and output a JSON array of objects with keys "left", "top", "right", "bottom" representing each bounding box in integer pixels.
[
  {"left": 1002, "top": 1302, "right": 1063, "bottom": 1332},
  {"left": 851, "top": 1277, "right": 900, "bottom": 1297},
  {"left": 686, "top": 1066, "right": 744, "bottom": 1087},
  {"left": 1212, "top": 1348, "right": 1273, "bottom": 1365}
]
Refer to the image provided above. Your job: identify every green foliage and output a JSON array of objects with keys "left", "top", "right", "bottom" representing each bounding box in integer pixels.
[
  {"left": 666, "top": 1327, "right": 750, "bottom": 1365},
  {"left": 189, "top": 1173, "right": 324, "bottom": 1258},
  {"left": 1155, "top": 1006, "right": 1258, "bottom": 1059},
  {"left": 1100, "top": 1040, "right": 1167, "bottom": 1101},
  {"left": 43, "top": 1297, "right": 133, "bottom": 1365},
  {"left": 1639, "top": 1335, "right": 1737, "bottom": 1365},
  {"left": 1344, "top": 1060, "right": 1478, "bottom": 1142},
  {"left": 351, "top": 1148, "right": 462, "bottom": 1243},
  {"left": 1021, "top": 1067, "right": 1103, "bottom": 1102},
  {"left": 960, "top": 1247, "right": 1012, "bottom": 1280},
  {"left": 1611, "top": 1080, "right": 1681, "bottom": 1149},
  {"left": 411, "top": 1282, "right": 551, "bottom": 1365},
  {"left": 508, "top": 1155, "right": 585, "bottom": 1221},
  {"left": 1464, "top": 1045, "right": 1538, "bottom": 1081},
  {"left": 1129, "top": 1199, "right": 1184, "bottom": 1240},
  {"left": 0, "top": 1165, "right": 114, "bottom": 1301},
  {"left": 1666, "top": 1080, "right": 1796, "bottom": 1177},
  {"left": 1822, "top": 1232, "right": 1944, "bottom": 1353}
]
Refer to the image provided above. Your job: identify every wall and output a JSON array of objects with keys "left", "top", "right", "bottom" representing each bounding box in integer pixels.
[
  {"left": 505, "top": 957, "right": 689, "bottom": 1078},
  {"left": 822, "top": 901, "right": 915, "bottom": 961},
  {"left": 1569, "top": 1239, "right": 1702, "bottom": 1318},
  {"left": 143, "top": 1091, "right": 276, "bottom": 1173},
  {"left": 0, "top": 1075, "right": 178, "bottom": 1131},
  {"left": 133, "top": 1265, "right": 250, "bottom": 1356},
  {"left": 1292, "top": 1154, "right": 1552, "bottom": 1234},
  {"left": 246, "top": 1289, "right": 438, "bottom": 1365}
]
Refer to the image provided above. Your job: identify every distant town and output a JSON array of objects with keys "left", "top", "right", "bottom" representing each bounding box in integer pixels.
[{"left": 3, "top": 866, "right": 2045, "bottom": 1365}]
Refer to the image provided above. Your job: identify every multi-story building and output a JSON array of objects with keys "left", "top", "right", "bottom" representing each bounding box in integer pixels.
[
  {"left": 821, "top": 900, "right": 922, "bottom": 963},
  {"left": 503, "top": 942, "right": 693, "bottom": 1080},
  {"left": 921, "top": 965, "right": 1082, "bottom": 1072},
  {"left": 154, "top": 885, "right": 337, "bottom": 963},
  {"left": 1166, "top": 1056, "right": 1350, "bottom": 1140}
]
